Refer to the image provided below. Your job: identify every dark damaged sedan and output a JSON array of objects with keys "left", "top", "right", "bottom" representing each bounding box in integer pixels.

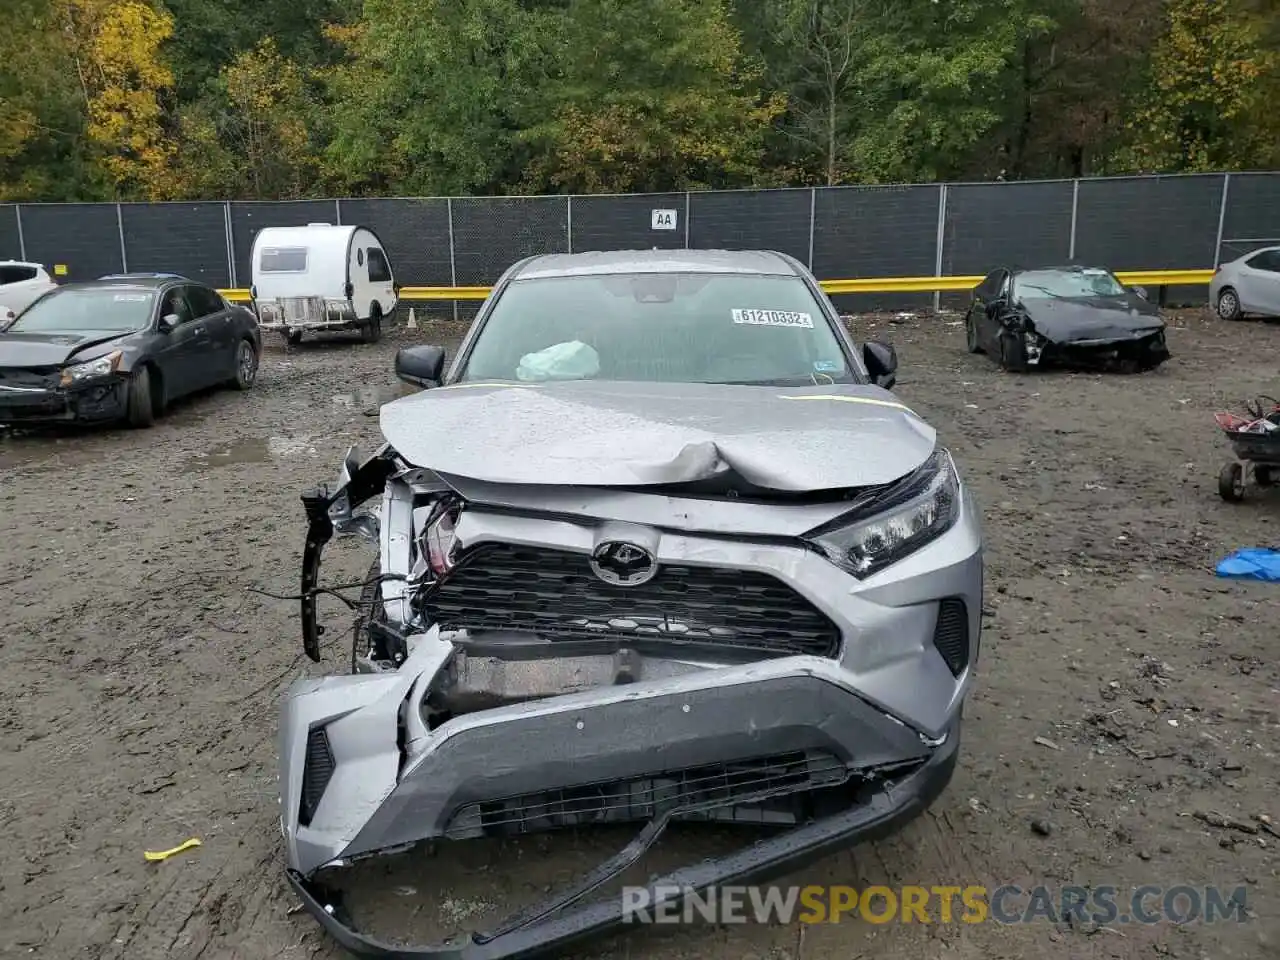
[
  {"left": 964, "top": 265, "right": 1170, "bottom": 372},
  {"left": 282, "top": 249, "right": 984, "bottom": 958},
  {"left": 0, "top": 274, "right": 261, "bottom": 428}
]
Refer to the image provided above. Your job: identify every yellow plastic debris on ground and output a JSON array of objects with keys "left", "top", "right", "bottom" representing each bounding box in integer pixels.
[{"left": 143, "top": 838, "right": 202, "bottom": 862}]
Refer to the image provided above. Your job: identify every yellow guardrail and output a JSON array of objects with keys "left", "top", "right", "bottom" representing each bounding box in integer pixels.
[{"left": 217, "top": 269, "right": 1215, "bottom": 303}]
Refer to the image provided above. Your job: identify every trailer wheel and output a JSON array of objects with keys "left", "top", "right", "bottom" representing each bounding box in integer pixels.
[
  {"left": 286, "top": 330, "right": 303, "bottom": 346},
  {"left": 1218, "top": 461, "right": 1245, "bottom": 502},
  {"left": 361, "top": 305, "right": 384, "bottom": 344}
]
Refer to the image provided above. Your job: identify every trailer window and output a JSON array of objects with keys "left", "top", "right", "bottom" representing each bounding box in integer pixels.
[
  {"left": 260, "top": 247, "right": 308, "bottom": 272},
  {"left": 367, "top": 247, "right": 391, "bottom": 283}
]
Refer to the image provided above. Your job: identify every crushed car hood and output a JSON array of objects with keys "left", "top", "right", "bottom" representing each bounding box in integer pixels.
[
  {"left": 1020, "top": 296, "right": 1164, "bottom": 343},
  {"left": 380, "top": 380, "right": 937, "bottom": 492},
  {"left": 0, "top": 330, "right": 125, "bottom": 367}
]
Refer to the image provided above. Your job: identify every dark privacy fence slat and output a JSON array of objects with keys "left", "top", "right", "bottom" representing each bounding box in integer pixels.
[
  {"left": 20, "top": 204, "right": 123, "bottom": 281},
  {"left": 337, "top": 198, "right": 453, "bottom": 287},
  {"left": 452, "top": 197, "right": 568, "bottom": 285},
  {"left": 813, "top": 184, "right": 940, "bottom": 311},
  {"left": 120, "top": 202, "right": 231, "bottom": 287},
  {"left": 688, "top": 189, "right": 811, "bottom": 266},
  {"left": 4, "top": 173, "right": 1278, "bottom": 310},
  {"left": 939, "top": 180, "right": 1075, "bottom": 309},
  {"left": 1075, "top": 174, "right": 1226, "bottom": 302},
  {"left": 0, "top": 205, "right": 21, "bottom": 263},
  {"left": 1219, "top": 173, "right": 1280, "bottom": 260},
  {"left": 230, "top": 200, "right": 337, "bottom": 288},
  {"left": 571, "top": 193, "right": 684, "bottom": 255}
]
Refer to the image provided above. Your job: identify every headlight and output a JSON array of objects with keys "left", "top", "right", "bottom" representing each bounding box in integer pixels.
[
  {"left": 808, "top": 449, "right": 961, "bottom": 579},
  {"left": 60, "top": 350, "right": 122, "bottom": 387}
]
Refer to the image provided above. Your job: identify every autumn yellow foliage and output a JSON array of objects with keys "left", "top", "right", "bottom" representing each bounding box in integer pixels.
[{"left": 48, "top": 0, "right": 177, "bottom": 198}]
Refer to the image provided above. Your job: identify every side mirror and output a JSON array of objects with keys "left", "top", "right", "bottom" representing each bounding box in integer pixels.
[
  {"left": 1131, "top": 285, "right": 1148, "bottom": 301},
  {"left": 863, "top": 340, "right": 898, "bottom": 390},
  {"left": 392, "top": 281, "right": 403, "bottom": 294},
  {"left": 158, "top": 313, "right": 180, "bottom": 332},
  {"left": 395, "top": 344, "right": 446, "bottom": 389}
]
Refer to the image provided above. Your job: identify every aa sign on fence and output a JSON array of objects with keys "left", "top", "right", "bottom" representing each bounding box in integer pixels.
[{"left": 651, "top": 209, "right": 678, "bottom": 231}]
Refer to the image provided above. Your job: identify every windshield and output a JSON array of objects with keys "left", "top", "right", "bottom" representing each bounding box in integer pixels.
[
  {"left": 458, "top": 272, "right": 857, "bottom": 386},
  {"left": 7, "top": 287, "right": 155, "bottom": 334},
  {"left": 1014, "top": 268, "right": 1126, "bottom": 300}
]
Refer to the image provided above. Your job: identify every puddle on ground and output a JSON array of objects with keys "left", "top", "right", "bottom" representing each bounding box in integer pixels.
[
  {"left": 182, "top": 435, "right": 318, "bottom": 474},
  {"left": 331, "top": 384, "right": 408, "bottom": 411}
]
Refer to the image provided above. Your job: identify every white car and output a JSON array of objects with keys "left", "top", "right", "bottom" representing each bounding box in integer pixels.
[
  {"left": 1210, "top": 246, "right": 1280, "bottom": 321},
  {"left": 0, "top": 261, "right": 57, "bottom": 319}
]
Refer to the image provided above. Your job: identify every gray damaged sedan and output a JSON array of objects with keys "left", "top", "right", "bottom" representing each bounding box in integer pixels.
[{"left": 280, "top": 250, "right": 985, "bottom": 957}]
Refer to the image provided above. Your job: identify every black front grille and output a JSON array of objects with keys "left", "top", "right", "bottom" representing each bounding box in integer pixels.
[
  {"left": 298, "top": 727, "right": 335, "bottom": 826},
  {"left": 932, "top": 598, "right": 970, "bottom": 676},
  {"left": 445, "top": 750, "right": 849, "bottom": 839},
  {"left": 425, "top": 542, "right": 841, "bottom": 657}
]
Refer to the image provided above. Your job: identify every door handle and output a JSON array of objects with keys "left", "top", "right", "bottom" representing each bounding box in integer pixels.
[{"left": 194, "top": 326, "right": 205, "bottom": 335}]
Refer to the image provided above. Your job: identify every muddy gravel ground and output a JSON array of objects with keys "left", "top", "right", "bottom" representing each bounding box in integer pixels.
[{"left": 2, "top": 308, "right": 1278, "bottom": 960}]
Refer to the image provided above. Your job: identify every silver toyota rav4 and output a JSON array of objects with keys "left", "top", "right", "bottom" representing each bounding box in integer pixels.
[{"left": 280, "top": 249, "right": 984, "bottom": 957}]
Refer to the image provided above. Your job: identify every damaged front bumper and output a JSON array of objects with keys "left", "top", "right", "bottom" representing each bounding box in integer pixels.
[
  {"left": 1024, "top": 327, "right": 1170, "bottom": 369},
  {"left": 0, "top": 376, "right": 128, "bottom": 424},
  {"left": 284, "top": 445, "right": 980, "bottom": 958},
  {"left": 281, "top": 629, "right": 962, "bottom": 959}
]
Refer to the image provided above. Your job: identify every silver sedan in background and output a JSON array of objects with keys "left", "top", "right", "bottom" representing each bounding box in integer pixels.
[{"left": 1211, "top": 246, "right": 1280, "bottom": 320}]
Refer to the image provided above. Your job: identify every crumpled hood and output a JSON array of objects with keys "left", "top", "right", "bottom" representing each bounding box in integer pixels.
[
  {"left": 1021, "top": 296, "right": 1165, "bottom": 343},
  {"left": 0, "top": 331, "right": 125, "bottom": 367},
  {"left": 380, "top": 380, "right": 937, "bottom": 491}
]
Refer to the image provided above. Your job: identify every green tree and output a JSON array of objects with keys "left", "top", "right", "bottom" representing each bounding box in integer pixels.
[
  {"left": 738, "top": 0, "right": 1063, "bottom": 184},
  {"left": 1118, "top": 0, "right": 1275, "bottom": 172},
  {"left": 72, "top": 0, "right": 178, "bottom": 198},
  {"left": 173, "top": 38, "right": 321, "bottom": 199},
  {"left": 517, "top": 0, "right": 783, "bottom": 194},
  {"left": 0, "top": 0, "right": 100, "bottom": 200},
  {"left": 320, "top": 0, "right": 557, "bottom": 196}
]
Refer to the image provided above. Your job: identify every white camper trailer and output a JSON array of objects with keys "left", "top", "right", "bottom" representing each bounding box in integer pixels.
[{"left": 249, "top": 223, "right": 399, "bottom": 344}]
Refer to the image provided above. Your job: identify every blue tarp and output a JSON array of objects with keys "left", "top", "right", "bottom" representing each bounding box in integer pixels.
[{"left": 1215, "top": 548, "right": 1280, "bottom": 582}]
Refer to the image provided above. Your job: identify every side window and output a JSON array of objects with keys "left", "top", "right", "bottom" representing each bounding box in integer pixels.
[
  {"left": 998, "top": 271, "right": 1011, "bottom": 297},
  {"left": 367, "top": 247, "right": 391, "bottom": 283},
  {"left": 161, "top": 287, "right": 194, "bottom": 325},
  {"left": 187, "top": 285, "right": 225, "bottom": 317},
  {"left": 1250, "top": 250, "right": 1280, "bottom": 273},
  {"left": 0, "top": 265, "right": 38, "bottom": 284}
]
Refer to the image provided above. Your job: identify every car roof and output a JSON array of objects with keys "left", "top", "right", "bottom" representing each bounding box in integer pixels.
[
  {"left": 0, "top": 259, "right": 46, "bottom": 270},
  {"left": 98, "top": 272, "right": 187, "bottom": 280},
  {"left": 59, "top": 276, "right": 188, "bottom": 292},
  {"left": 510, "top": 249, "right": 804, "bottom": 281}
]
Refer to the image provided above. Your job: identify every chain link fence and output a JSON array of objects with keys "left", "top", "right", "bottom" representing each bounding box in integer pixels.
[{"left": 3, "top": 173, "right": 1278, "bottom": 313}]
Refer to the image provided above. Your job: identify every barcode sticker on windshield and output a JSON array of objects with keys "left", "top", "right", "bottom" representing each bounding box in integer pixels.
[
  {"left": 731, "top": 308, "right": 814, "bottom": 328},
  {"left": 114, "top": 294, "right": 148, "bottom": 301}
]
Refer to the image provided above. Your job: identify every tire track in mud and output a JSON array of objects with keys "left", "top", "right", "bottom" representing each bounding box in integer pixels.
[{"left": 2, "top": 316, "right": 1278, "bottom": 960}]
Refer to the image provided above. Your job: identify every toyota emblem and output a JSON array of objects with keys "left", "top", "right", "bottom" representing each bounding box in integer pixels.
[{"left": 589, "top": 541, "right": 658, "bottom": 586}]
